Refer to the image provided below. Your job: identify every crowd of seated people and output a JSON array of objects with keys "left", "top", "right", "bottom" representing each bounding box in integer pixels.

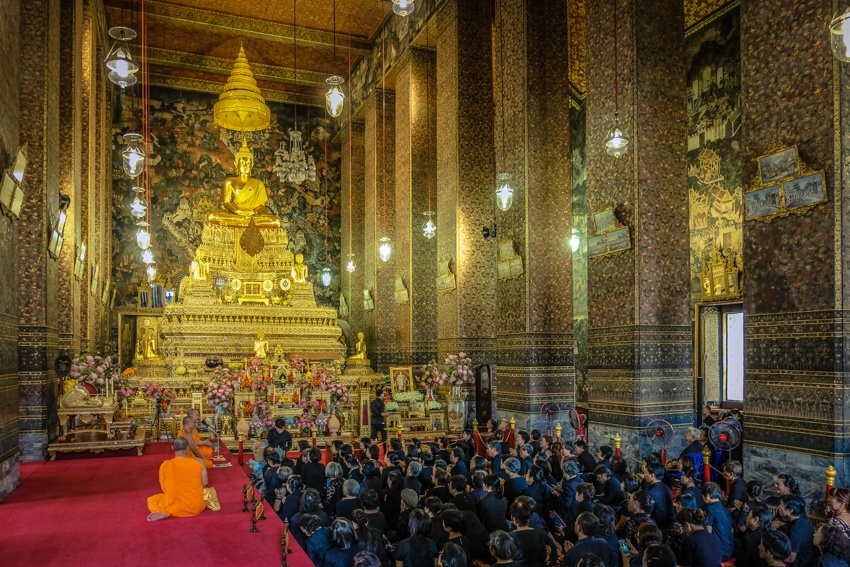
[{"left": 248, "top": 421, "right": 850, "bottom": 567}]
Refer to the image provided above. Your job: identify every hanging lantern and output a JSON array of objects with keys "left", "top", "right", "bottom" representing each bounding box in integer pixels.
[
  {"left": 122, "top": 132, "right": 145, "bottom": 178},
  {"left": 831, "top": 8, "right": 850, "bottom": 62},
  {"left": 378, "top": 236, "right": 392, "bottom": 262},
  {"left": 146, "top": 262, "right": 157, "bottom": 282},
  {"left": 141, "top": 249, "right": 154, "bottom": 264},
  {"left": 130, "top": 197, "right": 147, "bottom": 219},
  {"left": 136, "top": 228, "right": 150, "bottom": 250},
  {"left": 321, "top": 267, "right": 332, "bottom": 287},
  {"left": 495, "top": 172, "right": 514, "bottom": 212},
  {"left": 346, "top": 254, "right": 356, "bottom": 273},
  {"left": 325, "top": 76, "right": 345, "bottom": 118},
  {"left": 105, "top": 27, "right": 139, "bottom": 87},
  {"left": 392, "top": 0, "right": 414, "bottom": 16},
  {"left": 422, "top": 211, "right": 436, "bottom": 239},
  {"left": 605, "top": 113, "right": 630, "bottom": 158}
]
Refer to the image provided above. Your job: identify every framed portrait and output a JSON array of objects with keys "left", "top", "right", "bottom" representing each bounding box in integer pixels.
[
  {"left": 744, "top": 185, "right": 782, "bottom": 219},
  {"left": 389, "top": 366, "right": 414, "bottom": 396},
  {"left": 587, "top": 235, "right": 608, "bottom": 257},
  {"left": 606, "top": 227, "right": 631, "bottom": 252},
  {"left": 164, "top": 289, "right": 175, "bottom": 305},
  {"left": 782, "top": 171, "right": 826, "bottom": 210},
  {"left": 758, "top": 146, "right": 798, "bottom": 185},
  {"left": 593, "top": 208, "right": 618, "bottom": 234}
]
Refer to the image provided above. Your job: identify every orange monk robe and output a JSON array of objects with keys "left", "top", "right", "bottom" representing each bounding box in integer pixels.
[
  {"left": 147, "top": 457, "right": 206, "bottom": 518},
  {"left": 178, "top": 426, "right": 214, "bottom": 468}
]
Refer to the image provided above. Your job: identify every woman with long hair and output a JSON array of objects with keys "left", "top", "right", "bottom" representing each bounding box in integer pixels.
[
  {"left": 393, "top": 509, "right": 438, "bottom": 567},
  {"left": 477, "top": 474, "right": 509, "bottom": 532},
  {"left": 522, "top": 465, "right": 551, "bottom": 516},
  {"left": 351, "top": 509, "right": 392, "bottom": 567}
]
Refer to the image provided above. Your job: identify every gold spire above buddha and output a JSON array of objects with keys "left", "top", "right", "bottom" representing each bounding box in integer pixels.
[{"left": 208, "top": 137, "right": 280, "bottom": 228}]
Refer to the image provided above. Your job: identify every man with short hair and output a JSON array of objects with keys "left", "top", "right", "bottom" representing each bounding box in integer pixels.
[
  {"left": 562, "top": 511, "right": 616, "bottom": 567},
  {"left": 449, "top": 447, "right": 468, "bottom": 477},
  {"left": 678, "top": 426, "right": 703, "bottom": 460},
  {"left": 518, "top": 444, "right": 534, "bottom": 475},
  {"left": 643, "top": 457, "right": 674, "bottom": 529},
  {"left": 146, "top": 437, "right": 208, "bottom": 521},
  {"left": 267, "top": 417, "right": 293, "bottom": 453},
  {"left": 594, "top": 464, "right": 626, "bottom": 506},
  {"left": 777, "top": 494, "right": 817, "bottom": 567},
  {"left": 370, "top": 387, "right": 387, "bottom": 443},
  {"left": 574, "top": 440, "right": 596, "bottom": 474},
  {"left": 448, "top": 475, "right": 475, "bottom": 513}
]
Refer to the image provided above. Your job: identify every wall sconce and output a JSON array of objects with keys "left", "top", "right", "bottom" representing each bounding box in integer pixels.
[
  {"left": 831, "top": 8, "right": 850, "bottom": 62},
  {"left": 0, "top": 144, "right": 28, "bottom": 220},
  {"left": 48, "top": 194, "right": 71, "bottom": 260}
]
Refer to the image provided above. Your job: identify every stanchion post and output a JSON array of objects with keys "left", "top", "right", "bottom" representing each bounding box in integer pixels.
[
  {"left": 242, "top": 483, "right": 250, "bottom": 512},
  {"left": 826, "top": 465, "right": 837, "bottom": 509},
  {"left": 250, "top": 500, "right": 260, "bottom": 532},
  {"left": 614, "top": 433, "right": 621, "bottom": 457},
  {"left": 702, "top": 445, "right": 712, "bottom": 483},
  {"left": 555, "top": 423, "right": 562, "bottom": 443},
  {"left": 281, "top": 518, "right": 291, "bottom": 567}
]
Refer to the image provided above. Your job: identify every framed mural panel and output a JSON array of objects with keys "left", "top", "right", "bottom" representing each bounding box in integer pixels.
[
  {"left": 757, "top": 145, "right": 798, "bottom": 185},
  {"left": 744, "top": 185, "right": 782, "bottom": 220},
  {"left": 782, "top": 171, "right": 826, "bottom": 210},
  {"left": 606, "top": 227, "right": 631, "bottom": 252},
  {"left": 592, "top": 208, "right": 618, "bottom": 234},
  {"left": 587, "top": 235, "right": 607, "bottom": 258}
]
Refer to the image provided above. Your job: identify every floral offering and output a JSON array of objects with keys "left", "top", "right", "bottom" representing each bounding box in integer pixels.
[
  {"left": 69, "top": 354, "right": 119, "bottom": 392},
  {"left": 420, "top": 358, "right": 448, "bottom": 388},
  {"left": 289, "top": 356, "right": 307, "bottom": 372},
  {"left": 144, "top": 382, "right": 177, "bottom": 402},
  {"left": 206, "top": 367, "right": 235, "bottom": 409},
  {"left": 445, "top": 352, "right": 474, "bottom": 386}
]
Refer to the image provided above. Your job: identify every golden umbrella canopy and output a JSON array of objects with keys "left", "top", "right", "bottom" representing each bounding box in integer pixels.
[{"left": 213, "top": 45, "right": 270, "bottom": 132}]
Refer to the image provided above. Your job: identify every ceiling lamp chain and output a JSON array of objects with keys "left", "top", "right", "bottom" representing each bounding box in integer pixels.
[
  {"left": 605, "top": 0, "right": 630, "bottom": 158},
  {"left": 326, "top": 0, "right": 346, "bottom": 118}
]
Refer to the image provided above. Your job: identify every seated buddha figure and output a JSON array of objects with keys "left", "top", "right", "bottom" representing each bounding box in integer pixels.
[
  {"left": 207, "top": 138, "right": 281, "bottom": 228},
  {"left": 291, "top": 253, "right": 308, "bottom": 284}
]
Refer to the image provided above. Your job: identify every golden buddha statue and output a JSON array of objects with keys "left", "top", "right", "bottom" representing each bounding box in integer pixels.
[
  {"left": 291, "top": 253, "right": 308, "bottom": 283},
  {"left": 207, "top": 138, "right": 280, "bottom": 228},
  {"left": 254, "top": 332, "right": 269, "bottom": 359},
  {"left": 348, "top": 332, "right": 367, "bottom": 360},
  {"left": 143, "top": 328, "right": 161, "bottom": 360}
]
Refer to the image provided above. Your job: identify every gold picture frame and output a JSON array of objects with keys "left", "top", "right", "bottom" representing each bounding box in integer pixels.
[
  {"left": 363, "top": 288, "right": 375, "bottom": 311},
  {"left": 592, "top": 208, "right": 618, "bottom": 234},
  {"left": 0, "top": 144, "right": 28, "bottom": 220},
  {"left": 389, "top": 366, "right": 414, "bottom": 396},
  {"left": 394, "top": 276, "right": 409, "bottom": 304},
  {"left": 757, "top": 145, "right": 799, "bottom": 185},
  {"left": 74, "top": 242, "right": 87, "bottom": 281},
  {"left": 436, "top": 258, "right": 456, "bottom": 294},
  {"left": 497, "top": 239, "right": 523, "bottom": 280}
]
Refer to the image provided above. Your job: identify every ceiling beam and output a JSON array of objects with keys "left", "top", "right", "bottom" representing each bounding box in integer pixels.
[
  {"left": 105, "top": 0, "right": 371, "bottom": 55},
  {"left": 148, "top": 73, "right": 324, "bottom": 107},
  {"left": 146, "top": 46, "right": 329, "bottom": 87}
]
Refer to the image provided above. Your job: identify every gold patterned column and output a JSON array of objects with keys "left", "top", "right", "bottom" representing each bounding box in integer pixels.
[
  {"left": 340, "top": 121, "right": 366, "bottom": 355},
  {"left": 585, "top": 0, "right": 691, "bottom": 452},
  {"left": 435, "top": 0, "right": 497, "bottom": 367},
  {"left": 17, "top": 0, "right": 62, "bottom": 459},
  {"left": 78, "top": 0, "right": 96, "bottom": 354},
  {"left": 364, "top": 89, "right": 396, "bottom": 370},
  {"left": 394, "top": 49, "right": 437, "bottom": 366},
  {"left": 493, "top": 0, "right": 574, "bottom": 429},
  {"left": 57, "top": 0, "right": 83, "bottom": 356}
]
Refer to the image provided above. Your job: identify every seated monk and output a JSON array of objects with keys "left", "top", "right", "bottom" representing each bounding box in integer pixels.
[
  {"left": 179, "top": 409, "right": 215, "bottom": 462},
  {"left": 147, "top": 437, "right": 208, "bottom": 521},
  {"left": 180, "top": 416, "right": 213, "bottom": 469}
]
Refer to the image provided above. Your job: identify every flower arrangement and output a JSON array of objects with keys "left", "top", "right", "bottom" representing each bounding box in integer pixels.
[
  {"left": 206, "top": 367, "right": 235, "bottom": 409},
  {"left": 253, "top": 400, "right": 274, "bottom": 427},
  {"left": 294, "top": 410, "right": 315, "bottom": 431},
  {"left": 290, "top": 356, "right": 307, "bottom": 372},
  {"left": 144, "top": 382, "right": 177, "bottom": 402},
  {"left": 244, "top": 357, "right": 269, "bottom": 393},
  {"left": 117, "top": 386, "right": 136, "bottom": 399},
  {"left": 420, "top": 359, "right": 448, "bottom": 388},
  {"left": 445, "top": 352, "right": 474, "bottom": 386},
  {"left": 393, "top": 390, "right": 424, "bottom": 403},
  {"left": 70, "top": 354, "right": 118, "bottom": 392},
  {"left": 385, "top": 401, "right": 400, "bottom": 412},
  {"left": 427, "top": 400, "right": 443, "bottom": 410}
]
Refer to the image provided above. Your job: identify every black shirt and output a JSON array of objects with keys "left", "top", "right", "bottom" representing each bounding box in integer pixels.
[
  {"left": 267, "top": 427, "right": 292, "bottom": 453},
  {"left": 563, "top": 536, "right": 616, "bottom": 567},
  {"left": 302, "top": 461, "right": 327, "bottom": 493},
  {"left": 511, "top": 528, "right": 548, "bottom": 567},
  {"left": 370, "top": 398, "right": 385, "bottom": 425},
  {"left": 679, "top": 528, "right": 722, "bottom": 567},
  {"left": 647, "top": 480, "right": 675, "bottom": 529},
  {"left": 393, "top": 534, "right": 438, "bottom": 567}
]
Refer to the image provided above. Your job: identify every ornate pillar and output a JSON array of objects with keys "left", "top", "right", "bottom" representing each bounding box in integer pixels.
[
  {"left": 364, "top": 89, "right": 396, "bottom": 371},
  {"left": 585, "top": 0, "right": 691, "bottom": 454},
  {"left": 435, "top": 0, "right": 497, "bottom": 367},
  {"left": 494, "top": 0, "right": 574, "bottom": 430},
  {"left": 394, "top": 49, "right": 437, "bottom": 366},
  {"left": 340, "top": 121, "right": 366, "bottom": 356},
  {"left": 57, "top": 0, "right": 83, "bottom": 356},
  {"left": 17, "top": 0, "right": 62, "bottom": 460},
  {"left": 741, "top": 0, "right": 847, "bottom": 505},
  {"left": 78, "top": 0, "right": 95, "bottom": 354}
]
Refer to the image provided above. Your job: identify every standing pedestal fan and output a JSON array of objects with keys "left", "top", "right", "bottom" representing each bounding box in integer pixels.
[
  {"left": 645, "top": 419, "right": 675, "bottom": 465},
  {"left": 539, "top": 402, "right": 561, "bottom": 438},
  {"left": 569, "top": 408, "right": 587, "bottom": 442}
]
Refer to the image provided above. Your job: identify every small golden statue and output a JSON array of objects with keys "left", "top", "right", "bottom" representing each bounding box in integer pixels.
[
  {"left": 291, "top": 253, "right": 308, "bottom": 283},
  {"left": 144, "top": 327, "right": 161, "bottom": 359},
  {"left": 274, "top": 345, "right": 284, "bottom": 363},
  {"left": 207, "top": 137, "right": 280, "bottom": 229},
  {"left": 254, "top": 332, "right": 269, "bottom": 359},
  {"left": 348, "top": 331, "right": 367, "bottom": 360}
]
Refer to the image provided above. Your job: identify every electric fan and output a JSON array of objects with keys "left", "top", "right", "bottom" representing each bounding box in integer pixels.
[
  {"left": 568, "top": 407, "right": 587, "bottom": 442},
  {"left": 644, "top": 419, "right": 675, "bottom": 464},
  {"left": 539, "top": 402, "right": 561, "bottom": 437},
  {"left": 709, "top": 421, "right": 742, "bottom": 455}
]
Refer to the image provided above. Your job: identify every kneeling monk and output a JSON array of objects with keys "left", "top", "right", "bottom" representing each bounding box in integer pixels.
[
  {"left": 147, "top": 437, "right": 208, "bottom": 521},
  {"left": 179, "top": 416, "right": 213, "bottom": 469},
  {"left": 179, "top": 409, "right": 215, "bottom": 464}
]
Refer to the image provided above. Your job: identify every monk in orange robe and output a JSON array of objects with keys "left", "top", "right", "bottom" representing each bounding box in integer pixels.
[
  {"left": 179, "top": 416, "right": 213, "bottom": 469},
  {"left": 147, "top": 437, "right": 208, "bottom": 521},
  {"left": 179, "top": 409, "right": 215, "bottom": 463}
]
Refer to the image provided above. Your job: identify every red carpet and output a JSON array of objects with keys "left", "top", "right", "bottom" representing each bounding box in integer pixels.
[{"left": 0, "top": 443, "right": 313, "bottom": 567}]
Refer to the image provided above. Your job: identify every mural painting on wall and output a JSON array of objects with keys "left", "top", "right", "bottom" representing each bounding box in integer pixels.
[
  {"left": 111, "top": 87, "right": 342, "bottom": 308},
  {"left": 686, "top": 6, "right": 742, "bottom": 306}
]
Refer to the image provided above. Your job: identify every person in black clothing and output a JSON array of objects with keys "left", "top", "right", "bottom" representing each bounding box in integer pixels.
[
  {"left": 678, "top": 427, "right": 704, "bottom": 461},
  {"left": 522, "top": 465, "right": 550, "bottom": 517},
  {"left": 438, "top": 542, "right": 467, "bottom": 567},
  {"left": 291, "top": 488, "right": 330, "bottom": 548},
  {"left": 563, "top": 511, "right": 616, "bottom": 567},
  {"left": 448, "top": 475, "right": 476, "bottom": 513},
  {"left": 404, "top": 461, "right": 423, "bottom": 494},
  {"left": 679, "top": 468, "right": 705, "bottom": 511},
  {"left": 509, "top": 496, "right": 550, "bottom": 567},
  {"left": 566, "top": 482, "right": 597, "bottom": 542},
  {"left": 324, "top": 461, "right": 345, "bottom": 514},
  {"left": 442, "top": 509, "right": 473, "bottom": 563},
  {"left": 596, "top": 446, "right": 613, "bottom": 472},
  {"left": 381, "top": 453, "right": 404, "bottom": 489},
  {"left": 643, "top": 457, "right": 674, "bottom": 530},
  {"left": 351, "top": 509, "right": 392, "bottom": 567},
  {"left": 267, "top": 418, "right": 293, "bottom": 453},
  {"left": 275, "top": 475, "right": 303, "bottom": 523},
  {"left": 300, "top": 514, "right": 332, "bottom": 567},
  {"left": 360, "top": 460, "right": 383, "bottom": 496},
  {"left": 428, "top": 468, "right": 453, "bottom": 503},
  {"left": 759, "top": 530, "right": 794, "bottom": 567},
  {"left": 370, "top": 389, "right": 388, "bottom": 443},
  {"left": 616, "top": 490, "right": 656, "bottom": 546},
  {"left": 263, "top": 452, "right": 283, "bottom": 504},
  {"left": 488, "top": 530, "right": 519, "bottom": 567},
  {"left": 487, "top": 440, "right": 506, "bottom": 480},
  {"left": 575, "top": 440, "right": 597, "bottom": 475},
  {"left": 443, "top": 502, "right": 493, "bottom": 562},
  {"left": 393, "top": 509, "right": 439, "bottom": 567},
  {"left": 503, "top": 458, "right": 528, "bottom": 505},
  {"left": 595, "top": 464, "right": 627, "bottom": 507},
  {"left": 518, "top": 444, "right": 534, "bottom": 475},
  {"left": 450, "top": 448, "right": 469, "bottom": 478},
  {"left": 702, "top": 405, "right": 716, "bottom": 427},
  {"left": 723, "top": 460, "right": 748, "bottom": 525},
  {"left": 592, "top": 504, "right": 622, "bottom": 567},
  {"left": 358, "top": 489, "right": 388, "bottom": 534},
  {"left": 677, "top": 508, "right": 722, "bottom": 567},
  {"left": 383, "top": 472, "right": 405, "bottom": 536},
  {"left": 336, "top": 479, "right": 362, "bottom": 520},
  {"left": 423, "top": 496, "right": 450, "bottom": 549},
  {"left": 777, "top": 494, "right": 817, "bottom": 567},
  {"left": 302, "top": 447, "right": 326, "bottom": 494},
  {"left": 735, "top": 504, "right": 772, "bottom": 567},
  {"left": 478, "top": 474, "right": 509, "bottom": 532},
  {"left": 346, "top": 455, "right": 364, "bottom": 483},
  {"left": 326, "top": 518, "right": 366, "bottom": 567}
]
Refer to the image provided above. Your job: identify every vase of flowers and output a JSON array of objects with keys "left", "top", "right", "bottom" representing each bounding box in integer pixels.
[
  {"left": 70, "top": 354, "right": 118, "bottom": 393},
  {"left": 206, "top": 367, "right": 235, "bottom": 411}
]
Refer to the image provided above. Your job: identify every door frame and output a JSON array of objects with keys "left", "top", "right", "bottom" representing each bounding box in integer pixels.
[{"left": 694, "top": 300, "right": 744, "bottom": 413}]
